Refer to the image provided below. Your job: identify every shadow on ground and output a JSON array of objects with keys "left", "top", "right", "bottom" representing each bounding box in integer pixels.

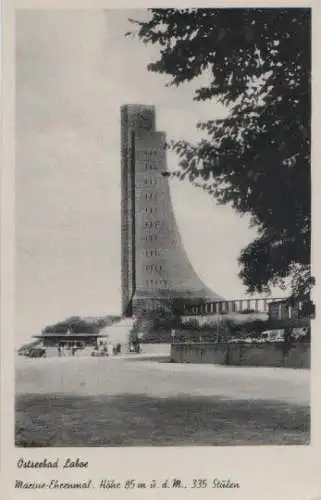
[
  {"left": 123, "top": 355, "right": 170, "bottom": 363},
  {"left": 16, "top": 393, "right": 310, "bottom": 447}
]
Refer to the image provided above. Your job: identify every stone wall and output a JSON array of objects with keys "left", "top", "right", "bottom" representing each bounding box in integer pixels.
[
  {"left": 140, "top": 343, "right": 171, "bottom": 355},
  {"left": 170, "top": 342, "right": 310, "bottom": 369}
]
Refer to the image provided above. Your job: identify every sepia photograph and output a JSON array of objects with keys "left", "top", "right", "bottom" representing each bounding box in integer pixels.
[{"left": 14, "top": 8, "right": 312, "bottom": 448}]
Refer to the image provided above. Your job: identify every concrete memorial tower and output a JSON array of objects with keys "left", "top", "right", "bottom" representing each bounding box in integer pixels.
[{"left": 121, "top": 104, "right": 221, "bottom": 316}]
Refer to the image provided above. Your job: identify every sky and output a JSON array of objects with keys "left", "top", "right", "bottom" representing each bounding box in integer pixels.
[{"left": 15, "top": 9, "right": 285, "bottom": 346}]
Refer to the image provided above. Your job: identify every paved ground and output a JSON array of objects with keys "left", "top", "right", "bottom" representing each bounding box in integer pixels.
[{"left": 15, "top": 355, "right": 310, "bottom": 446}]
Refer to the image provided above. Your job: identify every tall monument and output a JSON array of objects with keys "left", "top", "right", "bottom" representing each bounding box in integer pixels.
[{"left": 121, "top": 104, "right": 221, "bottom": 316}]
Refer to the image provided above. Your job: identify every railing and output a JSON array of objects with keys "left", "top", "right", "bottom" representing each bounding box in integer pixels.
[
  {"left": 183, "top": 298, "right": 284, "bottom": 316},
  {"left": 131, "top": 296, "right": 314, "bottom": 321}
]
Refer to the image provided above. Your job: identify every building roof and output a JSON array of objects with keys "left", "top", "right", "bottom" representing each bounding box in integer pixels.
[{"left": 33, "top": 332, "right": 107, "bottom": 339}]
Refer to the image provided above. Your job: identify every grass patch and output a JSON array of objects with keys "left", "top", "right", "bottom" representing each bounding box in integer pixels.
[{"left": 16, "top": 393, "right": 310, "bottom": 447}]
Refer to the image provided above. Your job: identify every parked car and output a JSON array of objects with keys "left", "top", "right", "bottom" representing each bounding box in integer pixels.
[
  {"left": 18, "top": 348, "right": 29, "bottom": 356},
  {"left": 26, "top": 347, "right": 46, "bottom": 358},
  {"left": 260, "top": 330, "right": 284, "bottom": 343},
  {"left": 292, "top": 327, "right": 309, "bottom": 340},
  {"left": 243, "top": 336, "right": 255, "bottom": 344}
]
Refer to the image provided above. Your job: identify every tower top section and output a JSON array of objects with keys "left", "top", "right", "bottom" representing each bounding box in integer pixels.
[{"left": 121, "top": 104, "right": 156, "bottom": 133}]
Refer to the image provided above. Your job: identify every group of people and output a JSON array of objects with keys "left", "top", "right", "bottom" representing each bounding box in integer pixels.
[
  {"left": 91, "top": 340, "right": 122, "bottom": 357},
  {"left": 54, "top": 339, "right": 142, "bottom": 357},
  {"left": 56, "top": 340, "right": 119, "bottom": 357},
  {"left": 57, "top": 342, "right": 81, "bottom": 357}
]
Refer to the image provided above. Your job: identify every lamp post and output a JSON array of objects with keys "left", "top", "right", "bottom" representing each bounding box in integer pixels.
[{"left": 216, "top": 312, "right": 221, "bottom": 343}]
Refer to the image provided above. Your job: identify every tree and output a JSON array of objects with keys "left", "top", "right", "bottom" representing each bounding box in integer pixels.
[
  {"left": 129, "top": 8, "right": 312, "bottom": 300},
  {"left": 42, "top": 315, "right": 116, "bottom": 335}
]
